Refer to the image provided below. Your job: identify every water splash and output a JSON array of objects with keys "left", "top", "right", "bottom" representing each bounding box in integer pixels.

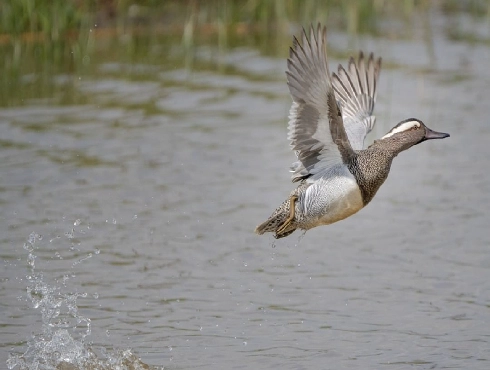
[{"left": 7, "top": 230, "right": 158, "bottom": 370}]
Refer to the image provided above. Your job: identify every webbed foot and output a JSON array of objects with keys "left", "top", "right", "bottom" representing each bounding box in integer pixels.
[{"left": 276, "top": 195, "right": 298, "bottom": 235}]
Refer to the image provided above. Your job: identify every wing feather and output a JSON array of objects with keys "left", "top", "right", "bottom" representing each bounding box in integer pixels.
[
  {"left": 332, "top": 52, "right": 382, "bottom": 150},
  {"left": 287, "top": 25, "right": 353, "bottom": 182}
]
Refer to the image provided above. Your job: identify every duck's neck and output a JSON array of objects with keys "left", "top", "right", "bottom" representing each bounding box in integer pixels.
[
  {"left": 370, "top": 136, "right": 417, "bottom": 159},
  {"left": 350, "top": 139, "right": 411, "bottom": 205}
]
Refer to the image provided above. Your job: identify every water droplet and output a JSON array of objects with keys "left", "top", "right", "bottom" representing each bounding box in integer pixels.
[
  {"left": 243, "top": 341, "right": 247, "bottom": 346},
  {"left": 65, "top": 229, "right": 74, "bottom": 239},
  {"left": 49, "top": 235, "right": 61, "bottom": 243},
  {"left": 74, "top": 219, "right": 81, "bottom": 226},
  {"left": 93, "top": 293, "right": 99, "bottom": 299},
  {"left": 23, "top": 242, "right": 33, "bottom": 252},
  {"left": 106, "top": 330, "right": 110, "bottom": 337},
  {"left": 28, "top": 232, "right": 39, "bottom": 244},
  {"left": 112, "top": 218, "right": 117, "bottom": 225},
  {"left": 27, "top": 254, "right": 36, "bottom": 268},
  {"left": 94, "top": 249, "right": 100, "bottom": 255}
]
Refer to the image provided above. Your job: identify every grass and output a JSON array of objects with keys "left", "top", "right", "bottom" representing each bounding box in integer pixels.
[{"left": 0, "top": 0, "right": 489, "bottom": 106}]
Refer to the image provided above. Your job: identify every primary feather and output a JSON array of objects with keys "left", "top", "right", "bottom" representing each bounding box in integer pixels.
[{"left": 332, "top": 52, "right": 382, "bottom": 150}]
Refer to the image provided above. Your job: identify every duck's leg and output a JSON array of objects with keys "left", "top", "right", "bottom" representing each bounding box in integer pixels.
[{"left": 276, "top": 195, "right": 298, "bottom": 235}]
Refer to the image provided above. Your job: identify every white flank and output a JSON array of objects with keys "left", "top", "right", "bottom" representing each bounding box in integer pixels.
[
  {"left": 381, "top": 120, "right": 420, "bottom": 139},
  {"left": 302, "top": 165, "right": 364, "bottom": 228}
]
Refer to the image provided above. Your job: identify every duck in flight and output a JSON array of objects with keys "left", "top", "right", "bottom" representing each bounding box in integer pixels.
[{"left": 255, "top": 24, "right": 449, "bottom": 239}]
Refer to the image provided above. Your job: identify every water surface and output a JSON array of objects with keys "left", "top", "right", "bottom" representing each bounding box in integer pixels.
[{"left": 1, "top": 6, "right": 490, "bottom": 370}]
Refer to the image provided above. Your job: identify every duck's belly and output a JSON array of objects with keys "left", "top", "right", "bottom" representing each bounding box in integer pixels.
[{"left": 299, "top": 168, "right": 364, "bottom": 229}]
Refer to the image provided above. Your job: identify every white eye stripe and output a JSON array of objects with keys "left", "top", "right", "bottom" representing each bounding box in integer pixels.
[{"left": 381, "top": 121, "right": 420, "bottom": 139}]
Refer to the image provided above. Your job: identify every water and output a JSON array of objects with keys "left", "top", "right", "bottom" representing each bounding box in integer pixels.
[{"left": 2, "top": 6, "right": 490, "bottom": 370}]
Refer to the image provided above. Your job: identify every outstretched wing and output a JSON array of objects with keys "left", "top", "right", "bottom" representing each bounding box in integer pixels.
[
  {"left": 332, "top": 52, "right": 382, "bottom": 150},
  {"left": 287, "top": 25, "right": 354, "bottom": 183}
]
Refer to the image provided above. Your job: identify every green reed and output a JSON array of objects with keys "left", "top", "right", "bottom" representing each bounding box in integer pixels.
[{"left": 0, "top": 0, "right": 488, "bottom": 106}]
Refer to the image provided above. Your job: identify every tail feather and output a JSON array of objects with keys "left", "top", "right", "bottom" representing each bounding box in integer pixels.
[
  {"left": 254, "top": 216, "right": 297, "bottom": 239},
  {"left": 254, "top": 215, "right": 289, "bottom": 235},
  {"left": 254, "top": 197, "right": 298, "bottom": 239},
  {"left": 256, "top": 183, "right": 309, "bottom": 239}
]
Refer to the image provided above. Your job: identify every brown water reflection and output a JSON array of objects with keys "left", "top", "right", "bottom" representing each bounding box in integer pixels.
[{"left": 1, "top": 3, "right": 490, "bottom": 370}]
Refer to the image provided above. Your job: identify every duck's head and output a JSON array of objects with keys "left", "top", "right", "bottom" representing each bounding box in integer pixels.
[{"left": 380, "top": 118, "right": 449, "bottom": 150}]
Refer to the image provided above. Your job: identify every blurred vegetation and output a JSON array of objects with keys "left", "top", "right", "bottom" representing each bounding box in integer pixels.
[{"left": 0, "top": 0, "right": 489, "bottom": 106}]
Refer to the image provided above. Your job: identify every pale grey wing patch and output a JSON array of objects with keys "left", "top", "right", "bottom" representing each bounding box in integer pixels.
[
  {"left": 343, "top": 116, "right": 377, "bottom": 151},
  {"left": 286, "top": 25, "right": 351, "bottom": 182},
  {"left": 288, "top": 102, "right": 341, "bottom": 181},
  {"left": 288, "top": 102, "right": 342, "bottom": 181},
  {"left": 332, "top": 52, "right": 382, "bottom": 150}
]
